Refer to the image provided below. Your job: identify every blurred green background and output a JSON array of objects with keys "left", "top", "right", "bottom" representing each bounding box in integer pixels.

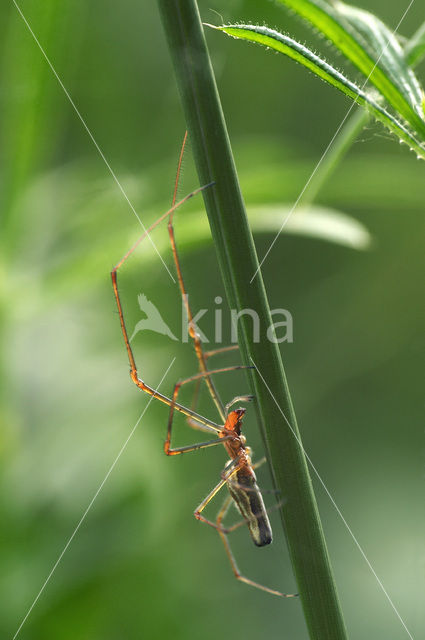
[{"left": 1, "top": 1, "right": 423, "bottom": 639}]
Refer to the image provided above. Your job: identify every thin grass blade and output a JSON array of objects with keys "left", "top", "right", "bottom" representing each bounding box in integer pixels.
[{"left": 158, "top": 1, "right": 349, "bottom": 636}]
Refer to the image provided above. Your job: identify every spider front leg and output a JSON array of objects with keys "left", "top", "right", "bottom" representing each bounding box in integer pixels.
[{"left": 164, "top": 366, "right": 250, "bottom": 455}]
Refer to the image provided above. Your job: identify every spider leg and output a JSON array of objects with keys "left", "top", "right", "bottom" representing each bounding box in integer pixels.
[
  {"left": 194, "top": 461, "right": 297, "bottom": 598},
  {"left": 164, "top": 366, "right": 250, "bottom": 455}
]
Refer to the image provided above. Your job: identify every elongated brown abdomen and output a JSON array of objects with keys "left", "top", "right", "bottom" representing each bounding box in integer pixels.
[{"left": 227, "top": 469, "right": 272, "bottom": 547}]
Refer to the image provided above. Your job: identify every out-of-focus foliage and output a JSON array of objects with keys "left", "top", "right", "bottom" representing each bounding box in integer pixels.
[{"left": 0, "top": 1, "right": 423, "bottom": 639}]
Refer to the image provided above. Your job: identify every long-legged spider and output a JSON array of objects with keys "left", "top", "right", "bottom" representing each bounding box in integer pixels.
[{"left": 111, "top": 133, "right": 297, "bottom": 598}]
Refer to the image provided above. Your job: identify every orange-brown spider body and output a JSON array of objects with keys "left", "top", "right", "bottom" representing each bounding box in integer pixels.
[{"left": 220, "top": 409, "right": 273, "bottom": 547}]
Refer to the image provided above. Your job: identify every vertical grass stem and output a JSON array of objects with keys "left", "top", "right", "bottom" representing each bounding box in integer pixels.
[{"left": 157, "top": 2, "right": 348, "bottom": 637}]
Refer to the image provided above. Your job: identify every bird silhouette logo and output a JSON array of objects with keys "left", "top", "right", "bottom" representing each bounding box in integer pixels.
[{"left": 130, "top": 294, "right": 178, "bottom": 342}]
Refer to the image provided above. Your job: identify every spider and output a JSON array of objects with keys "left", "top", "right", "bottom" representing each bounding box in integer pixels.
[{"left": 111, "top": 132, "right": 297, "bottom": 597}]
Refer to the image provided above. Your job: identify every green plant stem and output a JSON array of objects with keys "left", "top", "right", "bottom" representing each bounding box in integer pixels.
[
  {"left": 157, "top": 1, "right": 348, "bottom": 638},
  {"left": 298, "top": 107, "right": 368, "bottom": 210}
]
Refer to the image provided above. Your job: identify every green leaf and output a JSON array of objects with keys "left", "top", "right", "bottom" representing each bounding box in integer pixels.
[
  {"left": 275, "top": 0, "right": 425, "bottom": 134},
  {"left": 249, "top": 204, "right": 372, "bottom": 250},
  {"left": 333, "top": 2, "right": 425, "bottom": 120},
  {"left": 208, "top": 24, "right": 425, "bottom": 159}
]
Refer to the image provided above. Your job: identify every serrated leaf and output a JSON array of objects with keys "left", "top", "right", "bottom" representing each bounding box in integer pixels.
[
  {"left": 334, "top": 2, "right": 424, "bottom": 119},
  {"left": 275, "top": 0, "right": 425, "bottom": 134},
  {"left": 208, "top": 24, "right": 425, "bottom": 159}
]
